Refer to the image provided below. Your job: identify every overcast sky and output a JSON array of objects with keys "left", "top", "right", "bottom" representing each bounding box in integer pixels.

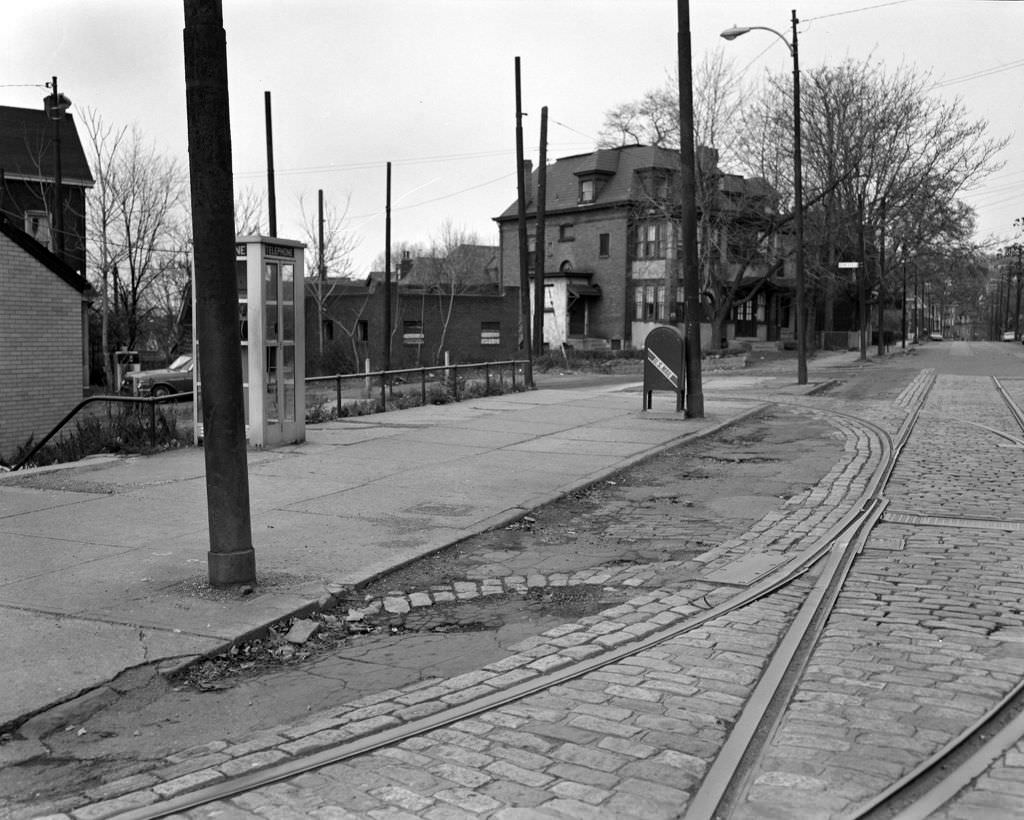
[{"left": 3, "top": 0, "right": 1021, "bottom": 274}]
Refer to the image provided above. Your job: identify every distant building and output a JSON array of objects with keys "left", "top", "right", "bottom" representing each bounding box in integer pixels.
[
  {"left": 306, "top": 245, "right": 520, "bottom": 373},
  {"left": 494, "top": 144, "right": 785, "bottom": 352}
]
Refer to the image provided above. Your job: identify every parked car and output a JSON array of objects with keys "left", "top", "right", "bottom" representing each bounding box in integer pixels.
[
  {"left": 1001, "top": 331, "right": 1017, "bottom": 342},
  {"left": 121, "top": 355, "right": 194, "bottom": 398},
  {"left": 928, "top": 332, "right": 943, "bottom": 341}
]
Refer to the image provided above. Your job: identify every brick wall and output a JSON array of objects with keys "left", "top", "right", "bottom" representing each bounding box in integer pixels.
[
  {"left": 0, "top": 234, "right": 85, "bottom": 462},
  {"left": 306, "top": 284, "right": 522, "bottom": 373},
  {"left": 499, "top": 207, "right": 632, "bottom": 346}
]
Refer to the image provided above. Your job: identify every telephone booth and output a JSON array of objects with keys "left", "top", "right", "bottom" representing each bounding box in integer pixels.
[{"left": 193, "top": 235, "right": 305, "bottom": 447}]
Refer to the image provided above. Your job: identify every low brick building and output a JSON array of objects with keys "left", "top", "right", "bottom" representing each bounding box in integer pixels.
[
  {"left": 0, "top": 217, "right": 91, "bottom": 463},
  {"left": 306, "top": 273, "right": 521, "bottom": 375}
]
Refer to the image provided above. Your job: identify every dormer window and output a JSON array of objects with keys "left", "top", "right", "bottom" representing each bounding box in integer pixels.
[
  {"left": 25, "top": 211, "right": 51, "bottom": 249},
  {"left": 579, "top": 178, "right": 597, "bottom": 204}
]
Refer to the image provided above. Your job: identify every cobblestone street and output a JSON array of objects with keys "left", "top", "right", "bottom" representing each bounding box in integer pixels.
[{"left": 7, "top": 349, "right": 1024, "bottom": 819}]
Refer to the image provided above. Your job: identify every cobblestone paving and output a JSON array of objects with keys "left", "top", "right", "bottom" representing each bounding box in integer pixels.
[
  {"left": 735, "top": 375, "right": 1024, "bottom": 819},
  {"left": 36, "top": 368, "right": 1024, "bottom": 820},
  {"left": 30, "top": 400, "right": 890, "bottom": 820}
]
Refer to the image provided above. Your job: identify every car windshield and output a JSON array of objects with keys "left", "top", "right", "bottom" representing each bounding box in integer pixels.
[{"left": 168, "top": 355, "right": 192, "bottom": 372}]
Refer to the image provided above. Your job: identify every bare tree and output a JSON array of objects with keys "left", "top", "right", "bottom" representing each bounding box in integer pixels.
[
  {"left": 598, "top": 50, "right": 746, "bottom": 165},
  {"left": 80, "top": 108, "right": 128, "bottom": 386},
  {"left": 424, "top": 220, "right": 483, "bottom": 363},
  {"left": 234, "top": 185, "right": 266, "bottom": 235},
  {"left": 298, "top": 191, "right": 361, "bottom": 357},
  {"left": 743, "top": 57, "right": 1007, "bottom": 335}
]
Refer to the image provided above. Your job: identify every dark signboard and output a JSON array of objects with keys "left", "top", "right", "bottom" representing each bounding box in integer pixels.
[{"left": 643, "top": 326, "right": 685, "bottom": 411}]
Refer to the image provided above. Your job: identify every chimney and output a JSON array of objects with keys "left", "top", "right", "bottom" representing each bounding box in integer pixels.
[{"left": 523, "top": 160, "right": 534, "bottom": 203}]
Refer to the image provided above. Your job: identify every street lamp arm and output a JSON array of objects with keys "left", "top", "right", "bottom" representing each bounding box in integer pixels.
[{"left": 720, "top": 24, "right": 793, "bottom": 56}]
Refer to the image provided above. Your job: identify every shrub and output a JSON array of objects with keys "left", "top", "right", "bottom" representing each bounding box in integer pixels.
[{"left": 10, "top": 404, "right": 189, "bottom": 470}]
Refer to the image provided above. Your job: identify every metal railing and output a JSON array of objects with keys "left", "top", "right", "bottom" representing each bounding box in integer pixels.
[
  {"left": 306, "top": 359, "right": 526, "bottom": 416},
  {"left": 8, "top": 393, "right": 191, "bottom": 472},
  {"left": 8, "top": 360, "right": 526, "bottom": 472}
]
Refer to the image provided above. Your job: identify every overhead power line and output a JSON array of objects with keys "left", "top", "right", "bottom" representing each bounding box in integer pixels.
[{"left": 804, "top": 0, "right": 913, "bottom": 22}]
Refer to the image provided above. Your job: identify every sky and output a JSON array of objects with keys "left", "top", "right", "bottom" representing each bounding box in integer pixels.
[{"left": 3, "top": 0, "right": 1022, "bottom": 275}]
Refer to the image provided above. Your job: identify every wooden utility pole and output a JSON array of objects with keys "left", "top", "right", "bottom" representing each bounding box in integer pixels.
[
  {"left": 183, "top": 0, "right": 255, "bottom": 587},
  {"left": 46, "top": 76, "right": 66, "bottom": 263},
  {"left": 317, "top": 188, "right": 325, "bottom": 355},
  {"left": 265, "top": 90, "right": 276, "bottom": 236},
  {"left": 677, "top": 0, "right": 703, "bottom": 417},
  {"left": 534, "top": 106, "right": 547, "bottom": 356},
  {"left": 858, "top": 193, "right": 868, "bottom": 360},
  {"left": 877, "top": 195, "right": 886, "bottom": 357},
  {"left": 514, "top": 57, "right": 534, "bottom": 387},
  {"left": 384, "top": 162, "right": 392, "bottom": 371}
]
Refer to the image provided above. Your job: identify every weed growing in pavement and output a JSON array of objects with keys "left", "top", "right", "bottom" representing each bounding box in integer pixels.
[
  {"left": 8, "top": 406, "right": 189, "bottom": 469},
  {"left": 533, "top": 348, "right": 643, "bottom": 373}
]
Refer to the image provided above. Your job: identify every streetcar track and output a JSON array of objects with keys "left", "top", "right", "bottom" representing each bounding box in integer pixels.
[
  {"left": 113, "top": 405, "right": 896, "bottom": 820},
  {"left": 839, "top": 374, "right": 1024, "bottom": 819},
  {"left": 882, "top": 511, "right": 1024, "bottom": 531},
  {"left": 680, "top": 383, "right": 927, "bottom": 818},
  {"left": 86, "top": 366, "right": 1024, "bottom": 820}
]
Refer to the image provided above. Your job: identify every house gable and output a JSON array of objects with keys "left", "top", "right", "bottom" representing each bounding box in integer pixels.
[
  {"left": 0, "top": 106, "right": 93, "bottom": 186},
  {"left": 0, "top": 216, "right": 90, "bottom": 293}
]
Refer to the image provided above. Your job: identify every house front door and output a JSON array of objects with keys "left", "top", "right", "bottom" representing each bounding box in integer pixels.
[{"left": 733, "top": 291, "right": 765, "bottom": 338}]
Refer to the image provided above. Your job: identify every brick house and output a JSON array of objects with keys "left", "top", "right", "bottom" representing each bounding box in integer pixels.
[
  {"left": 494, "top": 144, "right": 785, "bottom": 352},
  {"left": 306, "top": 247, "right": 520, "bottom": 374},
  {"left": 0, "top": 104, "right": 94, "bottom": 463},
  {"left": 0, "top": 105, "right": 93, "bottom": 277},
  {"left": 0, "top": 217, "right": 91, "bottom": 463}
]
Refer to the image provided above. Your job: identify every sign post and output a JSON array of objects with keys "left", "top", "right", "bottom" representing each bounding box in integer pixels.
[{"left": 643, "top": 326, "right": 686, "bottom": 412}]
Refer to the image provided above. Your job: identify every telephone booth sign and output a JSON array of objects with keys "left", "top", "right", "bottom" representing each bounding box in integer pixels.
[
  {"left": 643, "top": 326, "right": 685, "bottom": 412},
  {"left": 193, "top": 235, "right": 306, "bottom": 447}
]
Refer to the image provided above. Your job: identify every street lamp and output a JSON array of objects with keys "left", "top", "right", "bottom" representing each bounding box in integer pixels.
[{"left": 722, "top": 10, "right": 806, "bottom": 385}]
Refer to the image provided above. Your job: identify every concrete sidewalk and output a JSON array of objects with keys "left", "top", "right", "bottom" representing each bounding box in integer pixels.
[{"left": 0, "top": 373, "right": 825, "bottom": 730}]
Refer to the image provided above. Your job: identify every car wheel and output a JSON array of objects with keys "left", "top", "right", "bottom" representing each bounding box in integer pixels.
[{"left": 152, "top": 385, "right": 172, "bottom": 398}]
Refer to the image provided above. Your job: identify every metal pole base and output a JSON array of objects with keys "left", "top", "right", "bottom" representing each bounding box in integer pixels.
[{"left": 208, "top": 548, "right": 256, "bottom": 588}]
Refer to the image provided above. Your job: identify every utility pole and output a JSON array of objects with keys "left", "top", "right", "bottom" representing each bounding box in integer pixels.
[
  {"left": 677, "top": 0, "right": 703, "bottom": 416},
  {"left": 514, "top": 57, "right": 534, "bottom": 388},
  {"left": 183, "top": 0, "right": 255, "bottom": 587},
  {"left": 44, "top": 76, "right": 67, "bottom": 263},
  {"left": 901, "top": 260, "right": 907, "bottom": 350},
  {"left": 384, "top": 162, "right": 392, "bottom": 371},
  {"left": 265, "top": 91, "right": 276, "bottom": 237},
  {"left": 858, "top": 193, "right": 867, "bottom": 361},
  {"left": 317, "top": 188, "right": 325, "bottom": 355},
  {"left": 791, "top": 9, "right": 807, "bottom": 385},
  {"left": 877, "top": 195, "right": 886, "bottom": 357},
  {"left": 534, "top": 106, "right": 547, "bottom": 356}
]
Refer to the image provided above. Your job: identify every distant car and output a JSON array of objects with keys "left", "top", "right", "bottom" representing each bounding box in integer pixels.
[
  {"left": 928, "top": 332, "right": 943, "bottom": 342},
  {"left": 1001, "top": 331, "right": 1017, "bottom": 342},
  {"left": 121, "top": 355, "right": 194, "bottom": 398}
]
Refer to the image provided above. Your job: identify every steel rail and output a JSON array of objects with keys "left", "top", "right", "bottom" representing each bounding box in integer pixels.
[
  {"left": 115, "top": 405, "right": 895, "bottom": 820},
  {"left": 843, "top": 375, "right": 1024, "bottom": 820},
  {"left": 993, "top": 375, "right": 1024, "bottom": 436},
  {"left": 682, "top": 381, "right": 928, "bottom": 819}
]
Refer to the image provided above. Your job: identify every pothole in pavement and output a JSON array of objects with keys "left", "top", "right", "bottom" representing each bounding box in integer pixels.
[
  {"left": 0, "top": 407, "right": 850, "bottom": 813},
  {"left": 178, "top": 582, "right": 637, "bottom": 691}
]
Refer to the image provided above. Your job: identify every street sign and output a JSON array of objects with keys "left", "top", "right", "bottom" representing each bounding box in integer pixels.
[{"left": 837, "top": 262, "right": 860, "bottom": 269}]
